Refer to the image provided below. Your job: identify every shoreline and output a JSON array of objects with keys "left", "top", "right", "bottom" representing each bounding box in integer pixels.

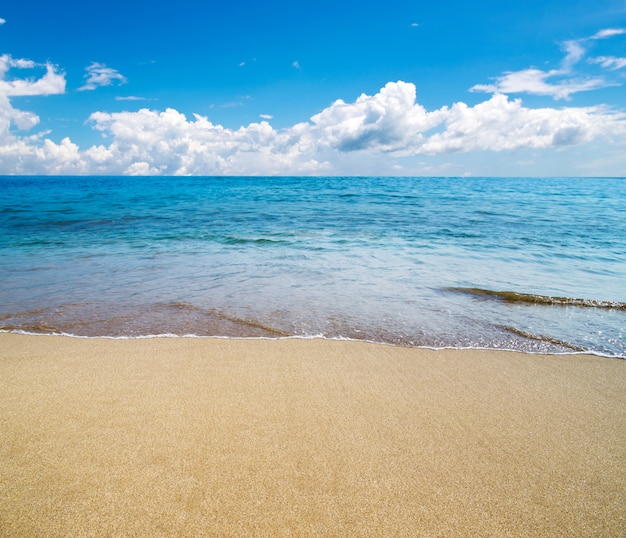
[
  {"left": 1, "top": 333, "right": 624, "bottom": 536},
  {"left": 2, "top": 329, "right": 624, "bottom": 360}
]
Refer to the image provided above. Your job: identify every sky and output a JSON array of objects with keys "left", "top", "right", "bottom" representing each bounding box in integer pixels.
[{"left": 0, "top": 0, "right": 625, "bottom": 176}]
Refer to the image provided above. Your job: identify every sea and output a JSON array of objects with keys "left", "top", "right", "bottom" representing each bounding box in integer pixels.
[{"left": 1, "top": 175, "right": 624, "bottom": 357}]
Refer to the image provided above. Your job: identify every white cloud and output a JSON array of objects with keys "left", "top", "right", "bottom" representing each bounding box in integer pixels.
[
  {"left": 0, "top": 54, "right": 66, "bottom": 96},
  {"left": 115, "top": 95, "right": 147, "bottom": 101},
  {"left": 83, "top": 108, "right": 328, "bottom": 175},
  {"left": 417, "top": 93, "right": 625, "bottom": 153},
  {"left": 220, "top": 101, "right": 244, "bottom": 108},
  {"left": 590, "top": 56, "right": 626, "bottom": 70},
  {"left": 0, "top": 18, "right": 6, "bottom": 25},
  {"left": 78, "top": 62, "right": 127, "bottom": 91},
  {"left": 0, "top": 57, "right": 36, "bottom": 71},
  {"left": 470, "top": 68, "right": 610, "bottom": 100},
  {"left": 0, "top": 94, "right": 39, "bottom": 137},
  {"left": 292, "top": 61, "right": 301, "bottom": 69},
  {"left": 471, "top": 28, "right": 625, "bottom": 99},
  {"left": 308, "top": 82, "right": 626, "bottom": 155},
  {"left": 309, "top": 81, "right": 442, "bottom": 152},
  {"left": 561, "top": 40, "right": 587, "bottom": 70},
  {"left": 0, "top": 80, "right": 625, "bottom": 175},
  {"left": 591, "top": 28, "right": 626, "bottom": 40},
  {"left": 0, "top": 54, "right": 65, "bottom": 149},
  {"left": 260, "top": 114, "right": 273, "bottom": 119}
]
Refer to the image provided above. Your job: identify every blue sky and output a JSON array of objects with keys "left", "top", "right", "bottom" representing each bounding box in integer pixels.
[{"left": 1, "top": 0, "right": 625, "bottom": 176}]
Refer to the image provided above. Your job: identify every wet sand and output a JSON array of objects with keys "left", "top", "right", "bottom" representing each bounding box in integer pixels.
[{"left": 1, "top": 333, "right": 624, "bottom": 536}]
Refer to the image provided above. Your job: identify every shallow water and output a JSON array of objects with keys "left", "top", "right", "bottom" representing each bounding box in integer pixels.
[{"left": 1, "top": 176, "right": 624, "bottom": 356}]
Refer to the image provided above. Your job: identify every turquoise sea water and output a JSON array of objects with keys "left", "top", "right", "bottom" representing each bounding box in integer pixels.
[{"left": 1, "top": 176, "right": 624, "bottom": 357}]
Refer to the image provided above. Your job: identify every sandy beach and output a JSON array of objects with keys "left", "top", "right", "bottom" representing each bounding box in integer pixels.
[{"left": 0, "top": 333, "right": 624, "bottom": 537}]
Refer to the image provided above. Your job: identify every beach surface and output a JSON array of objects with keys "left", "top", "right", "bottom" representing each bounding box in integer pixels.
[{"left": 1, "top": 333, "right": 624, "bottom": 537}]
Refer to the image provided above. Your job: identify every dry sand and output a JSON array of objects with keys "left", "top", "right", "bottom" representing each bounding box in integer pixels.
[{"left": 0, "top": 333, "right": 624, "bottom": 537}]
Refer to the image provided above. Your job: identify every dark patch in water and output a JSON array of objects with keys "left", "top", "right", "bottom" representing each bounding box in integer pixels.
[
  {"left": 0, "top": 324, "right": 62, "bottom": 334},
  {"left": 446, "top": 287, "right": 626, "bottom": 310}
]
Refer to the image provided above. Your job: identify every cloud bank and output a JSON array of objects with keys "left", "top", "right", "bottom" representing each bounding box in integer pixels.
[{"left": 1, "top": 54, "right": 625, "bottom": 175}]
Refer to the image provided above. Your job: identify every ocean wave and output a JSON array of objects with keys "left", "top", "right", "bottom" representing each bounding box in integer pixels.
[
  {"left": 446, "top": 287, "right": 626, "bottom": 310},
  {"left": 221, "top": 235, "right": 290, "bottom": 246},
  {"left": 498, "top": 325, "right": 587, "bottom": 352}
]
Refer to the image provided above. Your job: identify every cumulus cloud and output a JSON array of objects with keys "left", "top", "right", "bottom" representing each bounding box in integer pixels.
[
  {"left": 1, "top": 80, "right": 625, "bottom": 175},
  {"left": 83, "top": 108, "right": 328, "bottom": 175},
  {"left": 471, "top": 28, "right": 625, "bottom": 99},
  {"left": 0, "top": 54, "right": 66, "bottom": 96},
  {"left": 416, "top": 93, "right": 624, "bottom": 153},
  {"left": 0, "top": 94, "right": 39, "bottom": 137},
  {"left": 309, "top": 81, "right": 442, "bottom": 152},
  {"left": 308, "top": 81, "right": 626, "bottom": 155},
  {"left": 0, "top": 54, "right": 66, "bottom": 151},
  {"left": 78, "top": 62, "right": 127, "bottom": 91}
]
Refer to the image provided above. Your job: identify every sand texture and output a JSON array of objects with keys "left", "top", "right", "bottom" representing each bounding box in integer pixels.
[{"left": 0, "top": 333, "right": 624, "bottom": 537}]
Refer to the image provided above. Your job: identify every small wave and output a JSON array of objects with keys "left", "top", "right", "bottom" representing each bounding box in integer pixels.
[
  {"left": 498, "top": 325, "right": 587, "bottom": 352},
  {"left": 154, "top": 302, "right": 292, "bottom": 336},
  {"left": 446, "top": 287, "right": 626, "bottom": 310},
  {"left": 217, "top": 313, "right": 291, "bottom": 337},
  {"left": 222, "top": 236, "right": 289, "bottom": 246}
]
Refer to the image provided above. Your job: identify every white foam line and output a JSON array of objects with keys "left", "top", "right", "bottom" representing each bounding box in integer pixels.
[{"left": 1, "top": 329, "right": 623, "bottom": 358}]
